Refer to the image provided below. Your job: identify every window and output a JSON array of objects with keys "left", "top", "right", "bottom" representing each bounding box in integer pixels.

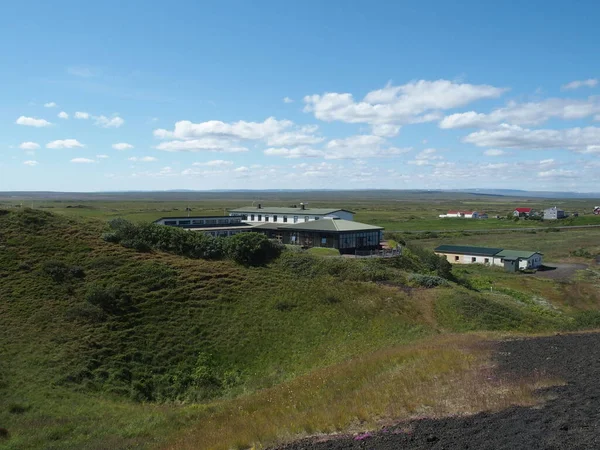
[
  {"left": 178, "top": 220, "right": 191, "bottom": 225},
  {"left": 471, "top": 257, "right": 476, "bottom": 262},
  {"left": 455, "top": 256, "right": 460, "bottom": 262},
  {"left": 321, "top": 237, "right": 327, "bottom": 245},
  {"left": 293, "top": 216, "right": 298, "bottom": 223},
  {"left": 192, "top": 220, "right": 204, "bottom": 224},
  {"left": 273, "top": 215, "right": 278, "bottom": 222},
  {"left": 315, "top": 216, "right": 320, "bottom": 220},
  {"left": 250, "top": 214, "right": 255, "bottom": 221},
  {"left": 304, "top": 216, "right": 309, "bottom": 222},
  {"left": 164, "top": 220, "right": 176, "bottom": 226},
  {"left": 206, "top": 219, "right": 217, "bottom": 225},
  {"left": 258, "top": 214, "right": 262, "bottom": 221},
  {"left": 484, "top": 258, "right": 490, "bottom": 264},
  {"left": 283, "top": 216, "right": 288, "bottom": 223},
  {"left": 265, "top": 216, "right": 269, "bottom": 222}
]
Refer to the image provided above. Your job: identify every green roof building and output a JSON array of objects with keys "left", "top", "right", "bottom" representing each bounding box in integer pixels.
[{"left": 435, "top": 245, "right": 543, "bottom": 270}]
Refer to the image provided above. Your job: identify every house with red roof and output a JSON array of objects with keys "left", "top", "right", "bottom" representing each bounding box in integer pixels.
[{"left": 513, "top": 207, "right": 532, "bottom": 217}]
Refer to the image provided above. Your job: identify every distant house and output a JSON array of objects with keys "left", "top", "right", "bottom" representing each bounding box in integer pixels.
[
  {"left": 543, "top": 206, "right": 565, "bottom": 220},
  {"left": 594, "top": 206, "right": 600, "bottom": 216},
  {"left": 439, "top": 210, "right": 480, "bottom": 219},
  {"left": 513, "top": 207, "right": 532, "bottom": 217},
  {"left": 229, "top": 204, "right": 355, "bottom": 224},
  {"left": 434, "top": 245, "right": 543, "bottom": 270},
  {"left": 153, "top": 216, "right": 254, "bottom": 237}
]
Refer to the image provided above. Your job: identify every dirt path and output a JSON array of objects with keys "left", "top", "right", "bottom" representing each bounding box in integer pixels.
[{"left": 275, "top": 333, "right": 600, "bottom": 450}]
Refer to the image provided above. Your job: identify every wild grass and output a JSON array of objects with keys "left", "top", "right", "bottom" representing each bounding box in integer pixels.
[{"left": 167, "top": 334, "right": 560, "bottom": 450}]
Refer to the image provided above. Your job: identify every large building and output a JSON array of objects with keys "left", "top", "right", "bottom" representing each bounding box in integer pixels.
[
  {"left": 229, "top": 204, "right": 354, "bottom": 224},
  {"left": 254, "top": 218, "right": 383, "bottom": 253},
  {"left": 434, "top": 245, "right": 543, "bottom": 270},
  {"left": 543, "top": 206, "right": 565, "bottom": 220},
  {"left": 153, "top": 216, "right": 254, "bottom": 237}
]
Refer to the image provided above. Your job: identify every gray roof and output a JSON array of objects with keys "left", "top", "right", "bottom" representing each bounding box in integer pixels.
[
  {"left": 495, "top": 249, "right": 542, "bottom": 259},
  {"left": 435, "top": 245, "right": 503, "bottom": 257},
  {"left": 277, "top": 219, "right": 382, "bottom": 232},
  {"left": 229, "top": 206, "right": 354, "bottom": 215}
]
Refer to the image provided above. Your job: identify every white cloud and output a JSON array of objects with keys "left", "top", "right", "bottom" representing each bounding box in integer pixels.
[
  {"left": 46, "top": 139, "right": 84, "bottom": 149},
  {"left": 283, "top": 97, "right": 294, "bottom": 103},
  {"left": 408, "top": 148, "right": 444, "bottom": 166},
  {"left": 16, "top": 116, "right": 52, "bottom": 127},
  {"left": 233, "top": 166, "right": 249, "bottom": 173},
  {"left": 96, "top": 154, "right": 109, "bottom": 159},
  {"left": 192, "top": 160, "right": 233, "bottom": 167},
  {"left": 44, "top": 102, "right": 57, "bottom": 108},
  {"left": 439, "top": 97, "right": 600, "bottom": 129},
  {"left": 19, "top": 142, "right": 40, "bottom": 150},
  {"left": 463, "top": 124, "right": 600, "bottom": 154},
  {"left": 371, "top": 124, "right": 401, "bottom": 137},
  {"left": 74, "top": 111, "right": 90, "bottom": 119},
  {"left": 562, "top": 79, "right": 598, "bottom": 90},
  {"left": 128, "top": 156, "right": 158, "bottom": 162},
  {"left": 23, "top": 160, "right": 39, "bottom": 166},
  {"left": 112, "top": 143, "right": 134, "bottom": 151},
  {"left": 483, "top": 149, "right": 506, "bottom": 156},
  {"left": 154, "top": 117, "right": 292, "bottom": 140},
  {"left": 304, "top": 80, "right": 506, "bottom": 126},
  {"left": 94, "top": 115, "right": 124, "bottom": 128},
  {"left": 264, "top": 146, "right": 325, "bottom": 158},
  {"left": 68, "top": 66, "right": 94, "bottom": 77},
  {"left": 265, "top": 130, "right": 324, "bottom": 146},
  {"left": 58, "top": 111, "right": 69, "bottom": 119},
  {"left": 324, "top": 134, "right": 411, "bottom": 159},
  {"left": 155, "top": 138, "right": 248, "bottom": 153},
  {"left": 70, "top": 158, "right": 96, "bottom": 164},
  {"left": 538, "top": 169, "right": 577, "bottom": 178}
]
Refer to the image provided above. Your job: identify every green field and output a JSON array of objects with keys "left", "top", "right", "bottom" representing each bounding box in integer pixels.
[{"left": 1, "top": 193, "right": 600, "bottom": 449}]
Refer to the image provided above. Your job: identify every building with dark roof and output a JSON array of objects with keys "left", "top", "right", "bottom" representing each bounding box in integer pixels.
[
  {"left": 434, "top": 245, "right": 542, "bottom": 269},
  {"left": 153, "top": 216, "right": 254, "bottom": 237}
]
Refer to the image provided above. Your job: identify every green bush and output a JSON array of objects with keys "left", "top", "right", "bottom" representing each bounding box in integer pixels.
[
  {"left": 225, "top": 233, "right": 282, "bottom": 266},
  {"left": 85, "top": 283, "right": 132, "bottom": 314},
  {"left": 42, "top": 260, "right": 85, "bottom": 282},
  {"left": 408, "top": 274, "right": 449, "bottom": 288}
]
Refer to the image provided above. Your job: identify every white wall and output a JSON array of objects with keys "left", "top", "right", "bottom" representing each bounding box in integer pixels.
[
  {"left": 462, "top": 255, "right": 494, "bottom": 264},
  {"left": 232, "top": 210, "right": 353, "bottom": 223}
]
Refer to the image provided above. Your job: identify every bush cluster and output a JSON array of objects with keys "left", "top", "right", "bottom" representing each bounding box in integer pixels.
[
  {"left": 42, "top": 260, "right": 85, "bottom": 283},
  {"left": 408, "top": 273, "right": 449, "bottom": 288},
  {"left": 103, "top": 219, "right": 282, "bottom": 266}
]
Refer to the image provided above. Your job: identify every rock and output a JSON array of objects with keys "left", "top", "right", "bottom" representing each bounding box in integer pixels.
[{"left": 426, "top": 434, "right": 439, "bottom": 442}]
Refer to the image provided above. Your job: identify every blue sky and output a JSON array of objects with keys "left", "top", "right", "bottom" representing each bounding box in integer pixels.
[{"left": 2, "top": 0, "right": 600, "bottom": 192}]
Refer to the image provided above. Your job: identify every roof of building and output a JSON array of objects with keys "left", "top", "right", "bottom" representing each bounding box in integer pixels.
[
  {"left": 434, "top": 245, "right": 503, "bottom": 256},
  {"left": 252, "top": 218, "right": 381, "bottom": 233},
  {"left": 188, "top": 224, "right": 255, "bottom": 232},
  {"left": 495, "top": 249, "right": 542, "bottom": 259},
  {"left": 514, "top": 207, "right": 532, "bottom": 213},
  {"left": 447, "top": 210, "right": 476, "bottom": 214},
  {"left": 229, "top": 206, "right": 355, "bottom": 215},
  {"left": 154, "top": 215, "right": 237, "bottom": 222}
]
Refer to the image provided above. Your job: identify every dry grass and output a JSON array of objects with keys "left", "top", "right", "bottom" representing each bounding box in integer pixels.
[{"left": 167, "top": 334, "right": 560, "bottom": 450}]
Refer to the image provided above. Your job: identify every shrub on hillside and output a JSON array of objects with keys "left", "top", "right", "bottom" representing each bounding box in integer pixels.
[
  {"left": 225, "top": 233, "right": 282, "bottom": 266},
  {"left": 570, "top": 248, "right": 594, "bottom": 258},
  {"left": 408, "top": 274, "right": 449, "bottom": 288},
  {"left": 42, "top": 260, "right": 85, "bottom": 282},
  {"left": 85, "top": 283, "right": 132, "bottom": 313}
]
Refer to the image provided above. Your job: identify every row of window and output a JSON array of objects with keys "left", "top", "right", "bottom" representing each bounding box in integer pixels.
[
  {"left": 247, "top": 214, "right": 318, "bottom": 223},
  {"left": 163, "top": 218, "right": 240, "bottom": 226}
]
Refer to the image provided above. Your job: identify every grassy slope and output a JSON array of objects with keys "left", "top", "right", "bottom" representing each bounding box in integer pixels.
[{"left": 1, "top": 209, "right": 600, "bottom": 449}]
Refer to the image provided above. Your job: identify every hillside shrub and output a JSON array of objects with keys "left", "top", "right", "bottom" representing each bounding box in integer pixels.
[
  {"left": 85, "top": 283, "right": 132, "bottom": 314},
  {"left": 570, "top": 248, "right": 594, "bottom": 258},
  {"left": 408, "top": 274, "right": 449, "bottom": 288},
  {"left": 225, "top": 233, "right": 282, "bottom": 266},
  {"left": 42, "top": 260, "right": 85, "bottom": 282}
]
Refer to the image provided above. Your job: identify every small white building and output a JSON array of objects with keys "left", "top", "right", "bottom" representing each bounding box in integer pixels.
[
  {"left": 229, "top": 204, "right": 355, "bottom": 224},
  {"left": 439, "top": 210, "right": 480, "bottom": 219}
]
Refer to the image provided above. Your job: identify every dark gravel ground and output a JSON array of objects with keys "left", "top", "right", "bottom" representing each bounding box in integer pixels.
[{"left": 275, "top": 333, "right": 600, "bottom": 450}]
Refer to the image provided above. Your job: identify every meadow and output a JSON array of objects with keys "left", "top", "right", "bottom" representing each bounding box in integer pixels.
[{"left": 1, "top": 191, "right": 599, "bottom": 449}]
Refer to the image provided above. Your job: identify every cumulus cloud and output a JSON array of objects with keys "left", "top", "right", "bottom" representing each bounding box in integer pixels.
[
  {"left": 19, "top": 142, "right": 40, "bottom": 150},
  {"left": 94, "top": 115, "right": 124, "bottom": 128},
  {"left": 264, "top": 146, "right": 325, "bottom": 158},
  {"left": 439, "top": 97, "right": 600, "bottom": 129},
  {"left": 46, "top": 139, "right": 84, "bottom": 149},
  {"left": 408, "top": 148, "right": 444, "bottom": 166},
  {"left": 283, "top": 97, "right": 294, "bottom": 103},
  {"left": 70, "top": 158, "right": 96, "bottom": 164},
  {"left": 23, "top": 160, "right": 39, "bottom": 166},
  {"left": 324, "top": 135, "right": 411, "bottom": 159},
  {"left": 155, "top": 138, "right": 248, "bottom": 153},
  {"left": 74, "top": 111, "right": 90, "bottom": 119},
  {"left": 192, "top": 160, "right": 233, "bottom": 167},
  {"left": 58, "top": 111, "right": 69, "bottom": 119},
  {"left": 96, "top": 154, "right": 109, "bottom": 159},
  {"left": 16, "top": 116, "right": 52, "bottom": 127},
  {"left": 371, "top": 124, "right": 401, "bottom": 137},
  {"left": 128, "top": 156, "right": 158, "bottom": 162},
  {"left": 154, "top": 117, "right": 292, "bottom": 141},
  {"left": 463, "top": 124, "right": 600, "bottom": 153},
  {"left": 483, "top": 149, "right": 507, "bottom": 156},
  {"left": 538, "top": 168, "right": 577, "bottom": 178},
  {"left": 304, "top": 80, "right": 506, "bottom": 126},
  {"left": 112, "top": 143, "right": 134, "bottom": 151},
  {"left": 44, "top": 102, "right": 57, "bottom": 108},
  {"left": 562, "top": 79, "right": 598, "bottom": 90}
]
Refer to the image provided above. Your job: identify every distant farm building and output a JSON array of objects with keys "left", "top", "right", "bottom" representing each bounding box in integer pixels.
[
  {"left": 434, "top": 245, "right": 543, "bottom": 270},
  {"left": 513, "top": 207, "right": 532, "bottom": 217},
  {"left": 153, "top": 216, "right": 253, "bottom": 237},
  {"left": 594, "top": 206, "right": 600, "bottom": 215},
  {"left": 543, "top": 206, "right": 566, "bottom": 220},
  {"left": 439, "top": 210, "right": 481, "bottom": 219},
  {"left": 229, "top": 204, "right": 354, "bottom": 224}
]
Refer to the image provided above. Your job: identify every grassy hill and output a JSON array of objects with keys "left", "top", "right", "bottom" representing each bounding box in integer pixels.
[{"left": 1, "top": 209, "right": 599, "bottom": 449}]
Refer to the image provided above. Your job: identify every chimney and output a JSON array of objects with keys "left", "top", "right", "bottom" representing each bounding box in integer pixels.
[
  {"left": 300, "top": 203, "right": 305, "bottom": 210},
  {"left": 258, "top": 203, "right": 262, "bottom": 209}
]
